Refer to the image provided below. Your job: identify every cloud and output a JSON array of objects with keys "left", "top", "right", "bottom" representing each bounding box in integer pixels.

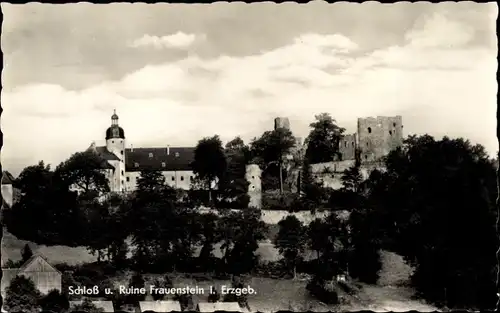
[
  {"left": 2, "top": 12, "right": 497, "bottom": 176},
  {"left": 129, "top": 32, "right": 201, "bottom": 49},
  {"left": 405, "top": 12, "right": 476, "bottom": 48}
]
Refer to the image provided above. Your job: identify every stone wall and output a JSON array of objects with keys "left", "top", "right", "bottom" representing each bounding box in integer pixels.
[
  {"left": 357, "top": 116, "right": 403, "bottom": 163},
  {"left": 339, "top": 133, "right": 357, "bottom": 161}
]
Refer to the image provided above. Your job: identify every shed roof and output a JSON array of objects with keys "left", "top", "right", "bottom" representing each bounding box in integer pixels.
[
  {"left": 139, "top": 300, "right": 182, "bottom": 312},
  {"left": 197, "top": 302, "right": 242, "bottom": 312}
]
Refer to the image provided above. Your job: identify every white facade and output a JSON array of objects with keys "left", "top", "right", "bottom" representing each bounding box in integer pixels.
[{"left": 124, "top": 170, "right": 195, "bottom": 191}]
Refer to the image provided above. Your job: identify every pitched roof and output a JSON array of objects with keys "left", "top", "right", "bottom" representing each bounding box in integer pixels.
[
  {"left": 87, "top": 143, "right": 120, "bottom": 162},
  {"left": 70, "top": 300, "right": 115, "bottom": 312},
  {"left": 125, "top": 147, "right": 195, "bottom": 172},
  {"left": 85, "top": 144, "right": 119, "bottom": 170},
  {"left": 197, "top": 302, "right": 242, "bottom": 312},
  {"left": 1, "top": 171, "right": 15, "bottom": 185},
  {"left": 18, "top": 254, "right": 61, "bottom": 274},
  {"left": 139, "top": 300, "right": 181, "bottom": 312}
]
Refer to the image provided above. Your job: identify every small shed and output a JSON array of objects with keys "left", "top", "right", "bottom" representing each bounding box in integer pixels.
[
  {"left": 139, "top": 300, "right": 182, "bottom": 312},
  {"left": 197, "top": 302, "right": 242, "bottom": 312}
]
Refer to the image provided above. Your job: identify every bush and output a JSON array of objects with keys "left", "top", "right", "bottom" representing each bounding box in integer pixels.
[
  {"left": 262, "top": 191, "right": 299, "bottom": 211},
  {"left": 73, "top": 262, "right": 116, "bottom": 283},
  {"left": 306, "top": 277, "right": 339, "bottom": 304},
  {"left": 254, "top": 261, "right": 288, "bottom": 279},
  {"left": 38, "top": 289, "right": 70, "bottom": 313}
]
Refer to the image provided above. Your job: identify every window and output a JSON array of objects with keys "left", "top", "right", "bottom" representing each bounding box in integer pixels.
[
  {"left": 393, "top": 123, "right": 396, "bottom": 127},
  {"left": 366, "top": 142, "right": 369, "bottom": 147},
  {"left": 172, "top": 177, "right": 175, "bottom": 181},
  {"left": 162, "top": 162, "right": 166, "bottom": 168},
  {"left": 344, "top": 141, "right": 347, "bottom": 147},
  {"left": 352, "top": 142, "right": 355, "bottom": 146},
  {"left": 364, "top": 155, "right": 368, "bottom": 160},
  {"left": 367, "top": 127, "right": 372, "bottom": 133},
  {"left": 175, "top": 152, "right": 180, "bottom": 157},
  {"left": 181, "top": 176, "right": 184, "bottom": 181},
  {"left": 126, "top": 177, "right": 130, "bottom": 182},
  {"left": 149, "top": 153, "right": 153, "bottom": 158},
  {"left": 121, "top": 170, "right": 124, "bottom": 176},
  {"left": 134, "top": 162, "right": 139, "bottom": 167},
  {"left": 112, "top": 140, "right": 114, "bottom": 144},
  {"left": 121, "top": 150, "right": 124, "bottom": 155},
  {"left": 252, "top": 185, "right": 255, "bottom": 190},
  {"left": 190, "top": 176, "right": 193, "bottom": 181},
  {"left": 121, "top": 180, "right": 124, "bottom": 185},
  {"left": 389, "top": 130, "right": 392, "bottom": 135},
  {"left": 252, "top": 176, "right": 255, "bottom": 179}
]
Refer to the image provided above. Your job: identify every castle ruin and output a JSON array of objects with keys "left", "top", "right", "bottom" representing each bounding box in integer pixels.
[{"left": 246, "top": 115, "right": 404, "bottom": 207}]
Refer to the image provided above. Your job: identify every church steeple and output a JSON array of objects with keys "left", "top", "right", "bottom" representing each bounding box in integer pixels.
[
  {"left": 111, "top": 109, "right": 119, "bottom": 126},
  {"left": 106, "top": 110, "right": 125, "bottom": 140}
]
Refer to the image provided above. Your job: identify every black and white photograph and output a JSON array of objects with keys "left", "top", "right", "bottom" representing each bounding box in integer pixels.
[{"left": 0, "top": 2, "right": 498, "bottom": 312}]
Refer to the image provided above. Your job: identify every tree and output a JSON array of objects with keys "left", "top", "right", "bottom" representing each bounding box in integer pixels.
[
  {"left": 305, "top": 113, "right": 345, "bottom": 163},
  {"left": 300, "top": 158, "right": 327, "bottom": 210},
  {"left": 307, "top": 214, "right": 348, "bottom": 280},
  {"left": 191, "top": 135, "right": 227, "bottom": 203},
  {"left": 38, "top": 289, "right": 70, "bottom": 313},
  {"left": 341, "top": 164, "right": 363, "bottom": 194},
  {"left": 220, "top": 208, "right": 268, "bottom": 275},
  {"left": 274, "top": 215, "right": 306, "bottom": 279},
  {"left": 251, "top": 128, "right": 296, "bottom": 194},
  {"left": 218, "top": 137, "right": 251, "bottom": 209},
  {"left": 371, "top": 135, "right": 497, "bottom": 309},
  {"left": 3, "top": 275, "right": 42, "bottom": 313},
  {"left": 348, "top": 208, "right": 382, "bottom": 284},
  {"left": 71, "top": 298, "right": 104, "bottom": 313},
  {"left": 21, "top": 244, "right": 33, "bottom": 263},
  {"left": 196, "top": 212, "right": 221, "bottom": 269},
  {"left": 3, "top": 161, "right": 67, "bottom": 244},
  {"left": 55, "top": 150, "right": 110, "bottom": 199},
  {"left": 126, "top": 272, "right": 146, "bottom": 303}
]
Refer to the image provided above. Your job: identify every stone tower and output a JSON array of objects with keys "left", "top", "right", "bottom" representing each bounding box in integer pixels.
[
  {"left": 245, "top": 164, "right": 262, "bottom": 209},
  {"left": 357, "top": 116, "right": 403, "bottom": 162},
  {"left": 105, "top": 110, "right": 126, "bottom": 192},
  {"left": 274, "top": 117, "right": 291, "bottom": 130}
]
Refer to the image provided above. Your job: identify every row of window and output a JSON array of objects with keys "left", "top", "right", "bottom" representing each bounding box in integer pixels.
[
  {"left": 133, "top": 161, "right": 179, "bottom": 168},
  {"left": 125, "top": 175, "right": 193, "bottom": 182},
  {"left": 367, "top": 123, "right": 399, "bottom": 134}
]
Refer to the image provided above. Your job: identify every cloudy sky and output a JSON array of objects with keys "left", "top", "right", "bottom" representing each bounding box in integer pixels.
[{"left": 1, "top": 2, "right": 498, "bottom": 176}]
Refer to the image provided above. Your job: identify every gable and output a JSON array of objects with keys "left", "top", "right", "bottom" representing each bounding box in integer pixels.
[{"left": 19, "top": 255, "right": 60, "bottom": 274}]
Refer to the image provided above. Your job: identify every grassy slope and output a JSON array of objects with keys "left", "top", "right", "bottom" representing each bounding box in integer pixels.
[{"left": 2, "top": 228, "right": 437, "bottom": 312}]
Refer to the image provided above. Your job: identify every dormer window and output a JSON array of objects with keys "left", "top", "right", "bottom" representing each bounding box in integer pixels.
[
  {"left": 161, "top": 162, "right": 166, "bottom": 168},
  {"left": 134, "top": 162, "right": 139, "bottom": 167},
  {"left": 175, "top": 152, "right": 180, "bottom": 158},
  {"left": 149, "top": 153, "right": 153, "bottom": 158}
]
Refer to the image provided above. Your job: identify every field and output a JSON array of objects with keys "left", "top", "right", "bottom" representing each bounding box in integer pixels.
[{"left": 1, "top": 227, "right": 437, "bottom": 311}]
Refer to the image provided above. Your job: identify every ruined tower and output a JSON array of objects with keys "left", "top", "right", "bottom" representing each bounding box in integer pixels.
[
  {"left": 357, "top": 116, "right": 403, "bottom": 162},
  {"left": 274, "top": 117, "right": 291, "bottom": 130},
  {"left": 245, "top": 164, "right": 262, "bottom": 209}
]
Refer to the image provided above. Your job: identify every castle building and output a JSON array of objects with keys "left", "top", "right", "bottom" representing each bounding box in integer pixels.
[
  {"left": 87, "top": 111, "right": 197, "bottom": 193},
  {"left": 337, "top": 116, "right": 404, "bottom": 163}
]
